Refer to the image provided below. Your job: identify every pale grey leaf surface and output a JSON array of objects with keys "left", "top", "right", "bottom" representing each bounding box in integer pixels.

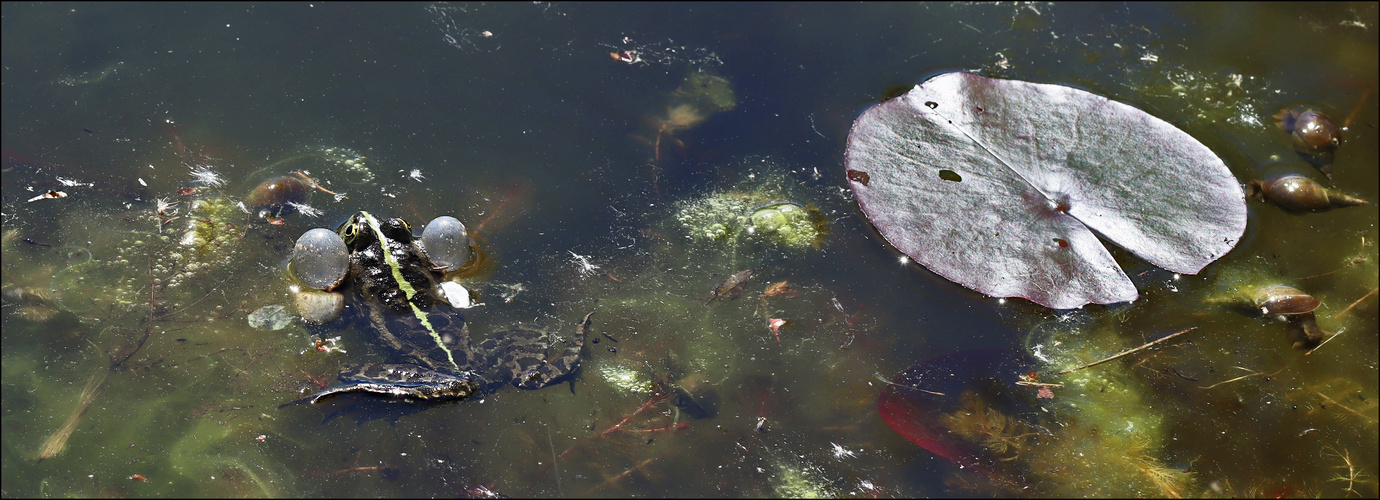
[{"left": 845, "top": 72, "right": 1246, "bottom": 309}]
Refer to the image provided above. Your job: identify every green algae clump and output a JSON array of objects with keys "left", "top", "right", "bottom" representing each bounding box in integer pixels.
[{"left": 675, "top": 189, "right": 828, "bottom": 250}]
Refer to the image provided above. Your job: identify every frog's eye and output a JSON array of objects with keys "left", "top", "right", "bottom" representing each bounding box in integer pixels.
[
  {"left": 380, "top": 217, "right": 414, "bottom": 243},
  {"left": 375, "top": 216, "right": 411, "bottom": 244},
  {"left": 419, "top": 216, "right": 472, "bottom": 272},
  {"left": 338, "top": 215, "right": 365, "bottom": 246},
  {"left": 338, "top": 221, "right": 357, "bottom": 245}
]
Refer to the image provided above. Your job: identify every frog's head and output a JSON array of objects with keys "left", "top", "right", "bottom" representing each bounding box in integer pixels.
[
  {"left": 338, "top": 211, "right": 414, "bottom": 251},
  {"left": 337, "top": 212, "right": 373, "bottom": 250}
]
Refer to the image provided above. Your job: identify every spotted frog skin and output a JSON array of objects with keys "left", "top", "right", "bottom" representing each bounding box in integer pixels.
[{"left": 300, "top": 211, "right": 590, "bottom": 404}]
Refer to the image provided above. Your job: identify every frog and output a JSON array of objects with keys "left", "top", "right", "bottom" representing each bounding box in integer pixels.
[{"left": 292, "top": 211, "right": 590, "bottom": 404}]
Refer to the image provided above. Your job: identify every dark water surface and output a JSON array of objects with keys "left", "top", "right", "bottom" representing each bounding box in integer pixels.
[{"left": 3, "top": 3, "right": 1376, "bottom": 497}]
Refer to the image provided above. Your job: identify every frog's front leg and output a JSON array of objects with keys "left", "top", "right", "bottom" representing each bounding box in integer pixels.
[
  {"left": 301, "top": 363, "right": 482, "bottom": 404},
  {"left": 505, "top": 311, "right": 594, "bottom": 390}
]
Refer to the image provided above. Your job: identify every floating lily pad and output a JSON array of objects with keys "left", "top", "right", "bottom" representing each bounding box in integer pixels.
[{"left": 845, "top": 72, "right": 1247, "bottom": 309}]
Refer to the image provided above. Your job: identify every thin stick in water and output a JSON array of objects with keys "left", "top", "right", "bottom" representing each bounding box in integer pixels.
[
  {"left": 1331, "top": 287, "right": 1377, "bottom": 320},
  {"left": 1304, "top": 327, "right": 1344, "bottom": 356},
  {"left": 1054, "top": 327, "right": 1198, "bottom": 376},
  {"left": 1198, "top": 366, "right": 1283, "bottom": 390}
]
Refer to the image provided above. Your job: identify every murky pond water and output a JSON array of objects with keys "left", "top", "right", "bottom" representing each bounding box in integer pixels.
[{"left": 3, "top": 3, "right": 1376, "bottom": 497}]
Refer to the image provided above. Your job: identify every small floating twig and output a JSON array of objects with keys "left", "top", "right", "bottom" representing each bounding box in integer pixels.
[
  {"left": 873, "top": 372, "right": 944, "bottom": 396},
  {"left": 1198, "top": 366, "right": 1282, "bottom": 390},
  {"left": 1054, "top": 327, "right": 1198, "bottom": 376},
  {"left": 330, "top": 466, "right": 396, "bottom": 476},
  {"left": 1331, "top": 287, "right": 1377, "bottom": 320},
  {"left": 1304, "top": 327, "right": 1344, "bottom": 356}
]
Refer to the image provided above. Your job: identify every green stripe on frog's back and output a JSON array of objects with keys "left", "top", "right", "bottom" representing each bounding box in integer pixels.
[{"left": 359, "top": 211, "right": 461, "bottom": 371}]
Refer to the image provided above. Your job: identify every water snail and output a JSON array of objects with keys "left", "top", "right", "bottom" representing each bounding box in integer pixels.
[
  {"left": 1275, "top": 105, "right": 1341, "bottom": 156},
  {"left": 1212, "top": 283, "right": 1331, "bottom": 350},
  {"left": 1245, "top": 173, "right": 1369, "bottom": 213},
  {"left": 1274, "top": 104, "right": 1342, "bottom": 177}
]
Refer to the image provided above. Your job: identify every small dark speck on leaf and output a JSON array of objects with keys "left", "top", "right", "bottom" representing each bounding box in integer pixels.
[
  {"left": 847, "top": 169, "right": 870, "bottom": 186},
  {"left": 924, "top": 101, "right": 938, "bottom": 109},
  {"left": 939, "top": 169, "right": 962, "bottom": 182}
]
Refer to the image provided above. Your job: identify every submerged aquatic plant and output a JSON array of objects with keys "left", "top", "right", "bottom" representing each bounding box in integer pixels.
[
  {"left": 1325, "top": 446, "right": 1378, "bottom": 498},
  {"left": 938, "top": 391, "right": 1039, "bottom": 462},
  {"left": 35, "top": 369, "right": 107, "bottom": 461}
]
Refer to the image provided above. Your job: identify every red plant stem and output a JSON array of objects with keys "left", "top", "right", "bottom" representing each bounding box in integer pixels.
[
  {"left": 559, "top": 394, "right": 667, "bottom": 458},
  {"left": 599, "top": 394, "right": 667, "bottom": 438},
  {"left": 473, "top": 184, "right": 519, "bottom": 237},
  {"left": 296, "top": 367, "right": 329, "bottom": 388},
  {"left": 1342, "top": 81, "right": 1374, "bottom": 128}
]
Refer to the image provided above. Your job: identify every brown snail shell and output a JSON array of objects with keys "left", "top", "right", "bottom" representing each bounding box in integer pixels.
[
  {"left": 1275, "top": 106, "right": 1341, "bottom": 155},
  {"left": 1275, "top": 105, "right": 1342, "bottom": 177},
  {"left": 294, "top": 289, "right": 344, "bottom": 324},
  {"left": 246, "top": 175, "right": 309, "bottom": 217},
  {"left": 1249, "top": 285, "right": 1320, "bottom": 316},
  {"left": 1245, "top": 174, "right": 1369, "bottom": 213}
]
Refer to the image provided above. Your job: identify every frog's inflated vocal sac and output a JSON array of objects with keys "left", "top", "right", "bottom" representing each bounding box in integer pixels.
[{"left": 289, "top": 211, "right": 590, "bottom": 404}]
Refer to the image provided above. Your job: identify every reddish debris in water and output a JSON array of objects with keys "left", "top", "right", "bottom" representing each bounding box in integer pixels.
[
  {"left": 25, "top": 190, "right": 67, "bottom": 203},
  {"left": 610, "top": 50, "right": 641, "bottom": 64},
  {"left": 768, "top": 318, "right": 787, "bottom": 343},
  {"left": 761, "top": 280, "right": 797, "bottom": 299}
]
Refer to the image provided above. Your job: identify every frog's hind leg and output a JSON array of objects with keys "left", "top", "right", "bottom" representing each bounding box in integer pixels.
[
  {"left": 508, "top": 311, "right": 594, "bottom": 390},
  {"left": 288, "top": 363, "right": 482, "bottom": 405}
]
